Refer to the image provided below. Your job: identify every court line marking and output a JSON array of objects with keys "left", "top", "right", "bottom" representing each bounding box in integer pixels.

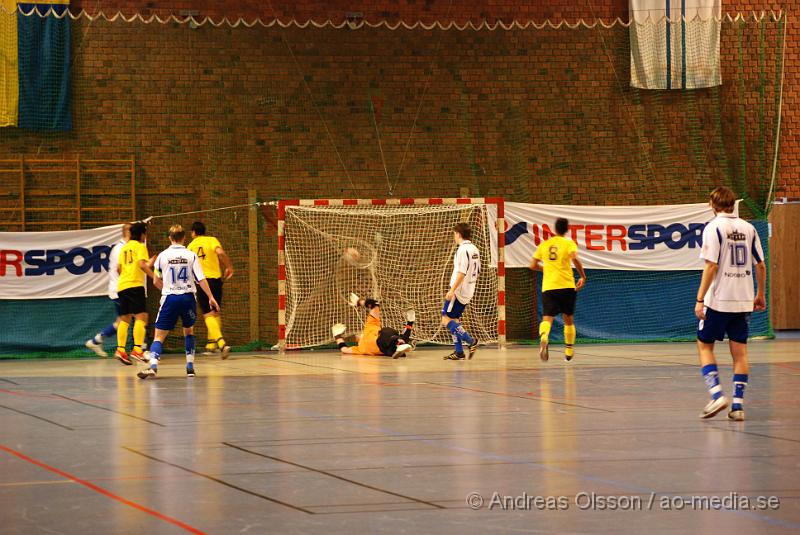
[
  {"left": 122, "top": 446, "right": 313, "bottom": 514},
  {"left": 223, "top": 442, "right": 445, "bottom": 510},
  {"left": 0, "top": 378, "right": 20, "bottom": 385},
  {"left": 53, "top": 394, "right": 165, "bottom": 427},
  {"left": 0, "top": 404, "right": 74, "bottom": 431},
  {"left": 714, "top": 426, "right": 800, "bottom": 444},
  {"left": 424, "top": 382, "right": 614, "bottom": 413},
  {"left": 0, "top": 443, "right": 207, "bottom": 535}
]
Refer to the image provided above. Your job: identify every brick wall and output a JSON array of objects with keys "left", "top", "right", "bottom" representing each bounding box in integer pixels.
[{"left": 0, "top": 1, "right": 794, "bottom": 344}]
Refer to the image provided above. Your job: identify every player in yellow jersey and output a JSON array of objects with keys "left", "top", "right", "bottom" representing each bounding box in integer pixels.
[
  {"left": 530, "top": 217, "right": 587, "bottom": 362},
  {"left": 188, "top": 222, "right": 234, "bottom": 359},
  {"left": 115, "top": 222, "right": 160, "bottom": 365}
]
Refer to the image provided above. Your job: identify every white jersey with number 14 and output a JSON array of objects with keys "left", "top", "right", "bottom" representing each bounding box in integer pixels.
[
  {"left": 154, "top": 245, "right": 206, "bottom": 296},
  {"left": 450, "top": 240, "right": 480, "bottom": 305}
]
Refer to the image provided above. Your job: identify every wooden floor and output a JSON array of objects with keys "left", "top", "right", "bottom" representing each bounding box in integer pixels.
[{"left": 1, "top": 340, "right": 799, "bottom": 534}]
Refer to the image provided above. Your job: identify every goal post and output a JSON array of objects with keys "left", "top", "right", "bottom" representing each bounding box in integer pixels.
[{"left": 277, "top": 197, "right": 506, "bottom": 352}]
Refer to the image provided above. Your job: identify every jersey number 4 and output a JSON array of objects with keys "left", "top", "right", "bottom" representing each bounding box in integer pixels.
[
  {"left": 196, "top": 247, "right": 206, "bottom": 260},
  {"left": 169, "top": 266, "right": 189, "bottom": 284}
]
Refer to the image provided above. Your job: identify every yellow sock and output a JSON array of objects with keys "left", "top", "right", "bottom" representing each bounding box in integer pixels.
[
  {"left": 133, "top": 319, "right": 146, "bottom": 352},
  {"left": 206, "top": 316, "right": 227, "bottom": 349},
  {"left": 117, "top": 321, "right": 130, "bottom": 351},
  {"left": 564, "top": 324, "right": 576, "bottom": 358},
  {"left": 539, "top": 320, "right": 552, "bottom": 342}
]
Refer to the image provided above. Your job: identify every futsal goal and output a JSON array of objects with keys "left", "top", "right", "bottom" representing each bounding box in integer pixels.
[{"left": 277, "top": 198, "right": 506, "bottom": 351}]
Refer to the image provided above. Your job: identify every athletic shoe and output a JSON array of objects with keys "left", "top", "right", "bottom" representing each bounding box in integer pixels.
[
  {"left": 186, "top": 364, "right": 196, "bottom": 377},
  {"left": 114, "top": 349, "right": 132, "bottom": 366},
  {"left": 727, "top": 409, "right": 745, "bottom": 422},
  {"left": 392, "top": 343, "right": 412, "bottom": 359},
  {"left": 348, "top": 293, "right": 360, "bottom": 307},
  {"left": 130, "top": 348, "right": 147, "bottom": 363},
  {"left": 202, "top": 348, "right": 219, "bottom": 357},
  {"left": 565, "top": 350, "right": 574, "bottom": 362},
  {"left": 331, "top": 323, "right": 347, "bottom": 338},
  {"left": 467, "top": 341, "right": 478, "bottom": 360},
  {"left": 444, "top": 351, "right": 465, "bottom": 360},
  {"left": 539, "top": 338, "right": 549, "bottom": 362},
  {"left": 221, "top": 345, "right": 231, "bottom": 360},
  {"left": 85, "top": 338, "right": 108, "bottom": 358},
  {"left": 137, "top": 367, "right": 157, "bottom": 380},
  {"left": 404, "top": 309, "right": 415, "bottom": 323},
  {"left": 699, "top": 396, "right": 729, "bottom": 419}
]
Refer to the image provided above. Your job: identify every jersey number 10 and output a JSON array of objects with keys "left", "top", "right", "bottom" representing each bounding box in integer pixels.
[{"left": 729, "top": 244, "right": 748, "bottom": 267}]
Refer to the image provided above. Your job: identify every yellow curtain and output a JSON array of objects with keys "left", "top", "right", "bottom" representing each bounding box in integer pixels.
[{"left": 0, "top": 0, "right": 17, "bottom": 127}]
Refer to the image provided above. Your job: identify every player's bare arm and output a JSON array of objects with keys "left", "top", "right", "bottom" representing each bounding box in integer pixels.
[
  {"left": 216, "top": 246, "right": 234, "bottom": 280},
  {"left": 572, "top": 254, "right": 587, "bottom": 290},
  {"left": 529, "top": 258, "right": 543, "bottom": 272},
  {"left": 138, "top": 259, "right": 162, "bottom": 290},
  {"left": 754, "top": 261, "right": 767, "bottom": 311},
  {"left": 198, "top": 278, "right": 220, "bottom": 312},
  {"left": 445, "top": 271, "right": 466, "bottom": 301},
  {"left": 694, "top": 260, "right": 719, "bottom": 320}
]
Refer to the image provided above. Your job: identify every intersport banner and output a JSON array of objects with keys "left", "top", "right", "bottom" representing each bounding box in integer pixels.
[
  {"left": 0, "top": 224, "right": 122, "bottom": 299},
  {"left": 489, "top": 202, "right": 738, "bottom": 270}
]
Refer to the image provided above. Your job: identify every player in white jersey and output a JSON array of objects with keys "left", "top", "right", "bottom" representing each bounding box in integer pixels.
[
  {"left": 694, "top": 187, "right": 766, "bottom": 421},
  {"left": 442, "top": 222, "right": 480, "bottom": 360},
  {"left": 85, "top": 223, "right": 131, "bottom": 357},
  {"left": 137, "top": 225, "right": 219, "bottom": 379}
]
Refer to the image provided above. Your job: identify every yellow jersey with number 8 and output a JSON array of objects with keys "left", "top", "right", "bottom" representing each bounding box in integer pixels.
[
  {"left": 188, "top": 236, "right": 223, "bottom": 279},
  {"left": 117, "top": 240, "right": 149, "bottom": 292},
  {"left": 533, "top": 235, "right": 578, "bottom": 292}
]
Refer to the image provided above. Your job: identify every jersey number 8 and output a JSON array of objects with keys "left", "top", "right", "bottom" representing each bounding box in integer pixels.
[{"left": 548, "top": 246, "right": 558, "bottom": 261}]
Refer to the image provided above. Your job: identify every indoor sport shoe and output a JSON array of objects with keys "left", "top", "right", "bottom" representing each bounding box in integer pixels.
[
  {"left": 539, "top": 338, "right": 549, "bottom": 362},
  {"left": 699, "top": 396, "right": 729, "bottom": 419},
  {"left": 467, "top": 341, "right": 478, "bottom": 360},
  {"left": 331, "top": 323, "right": 347, "bottom": 339},
  {"left": 392, "top": 343, "right": 412, "bottom": 359},
  {"left": 114, "top": 349, "right": 132, "bottom": 366},
  {"left": 348, "top": 293, "right": 360, "bottom": 307},
  {"left": 727, "top": 409, "right": 745, "bottom": 422},
  {"left": 137, "top": 367, "right": 157, "bottom": 380},
  {"left": 444, "top": 351, "right": 465, "bottom": 360},
  {"left": 221, "top": 345, "right": 231, "bottom": 360},
  {"left": 202, "top": 348, "right": 219, "bottom": 357},
  {"left": 186, "top": 364, "right": 196, "bottom": 378},
  {"left": 404, "top": 309, "right": 416, "bottom": 323},
  {"left": 130, "top": 348, "right": 147, "bottom": 363},
  {"left": 85, "top": 339, "right": 108, "bottom": 358}
]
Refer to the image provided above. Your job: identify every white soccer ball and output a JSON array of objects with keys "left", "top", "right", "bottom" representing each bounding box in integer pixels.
[{"left": 342, "top": 247, "right": 361, "bottom": 266}]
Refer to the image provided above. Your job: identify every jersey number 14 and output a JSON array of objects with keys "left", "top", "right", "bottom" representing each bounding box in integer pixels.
[{"left": 169, "top": 266, "right": 189, "bottom": 283}]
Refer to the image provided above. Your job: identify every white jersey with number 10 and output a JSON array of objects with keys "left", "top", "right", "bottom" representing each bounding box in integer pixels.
[
  {"left": 154, "top": 245, "right": 206, "bottom": 296},
  {"left": 700, "top": 213, "right": 764, "bottom": 313},
  {"left": 450, "top": 240, "right": 480, "bottom": 305}
]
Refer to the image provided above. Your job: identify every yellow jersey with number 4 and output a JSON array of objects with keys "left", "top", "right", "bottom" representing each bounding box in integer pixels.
[
  {"left": 117, "top": 240, "right": 149, "bottom": 292},
  {"left": 533, "top": 235, "right": 578, "bottom": 292},
  {"left": 188, "top": 236, "right": 223, "bottom": 279}
]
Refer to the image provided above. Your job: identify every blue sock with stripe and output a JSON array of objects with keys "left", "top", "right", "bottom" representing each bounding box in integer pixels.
[
  {"left": 701, "top": 364, "right": 723, "bottom": 401},
  {"left": 732, "top": 374, "right": 748, "bottom": 411},
  {"left": 446, "top": 321, "right": 464, "bottom": 354},
  {"left": 454, "top": 323, "right": 475, "bottom": 346},
  {"left": 97, "top": 324, "right": 116, "bottom": 342},
  {"left": 149, "top": 340, "right": 162, "bottom": 369},
  {"left": 185, "top": 335, "right": 196, "bottom": 364}
]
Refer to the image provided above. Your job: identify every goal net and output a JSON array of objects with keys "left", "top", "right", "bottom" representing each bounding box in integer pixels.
[{"left": 278, "top": 199, "right": 504, "bottom": 349}]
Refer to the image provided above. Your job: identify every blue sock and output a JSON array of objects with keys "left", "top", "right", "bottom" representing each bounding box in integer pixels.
[
  {"left": 701, "top": 364, "right": 723, "bottom": 401},
  {"left": 185, "top": 335, "right": 196, "bottom": 361},
  {"left": 456, "top": 324, "right": 474, "bottom": 346},
  {"left": 446, "top": 321, "right": 464, "bottom": 354},
  {"left": 732, "top": 374, "right": 748, "bottom": 411},
  {"left": 149, "top": 340, "right": 163, "bottom": 369},
  {"left": 97, "top": 324, "right": 116, "bottom": 342}
]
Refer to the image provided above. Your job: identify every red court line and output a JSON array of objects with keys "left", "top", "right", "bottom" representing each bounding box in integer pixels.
[{"left": 0, "top": 444, "right": 207, "bottom": 535}]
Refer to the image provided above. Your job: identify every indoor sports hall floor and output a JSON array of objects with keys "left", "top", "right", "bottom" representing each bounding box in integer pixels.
[{"left": 1, "top": 340, "right": 799, "bottom": 534}]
